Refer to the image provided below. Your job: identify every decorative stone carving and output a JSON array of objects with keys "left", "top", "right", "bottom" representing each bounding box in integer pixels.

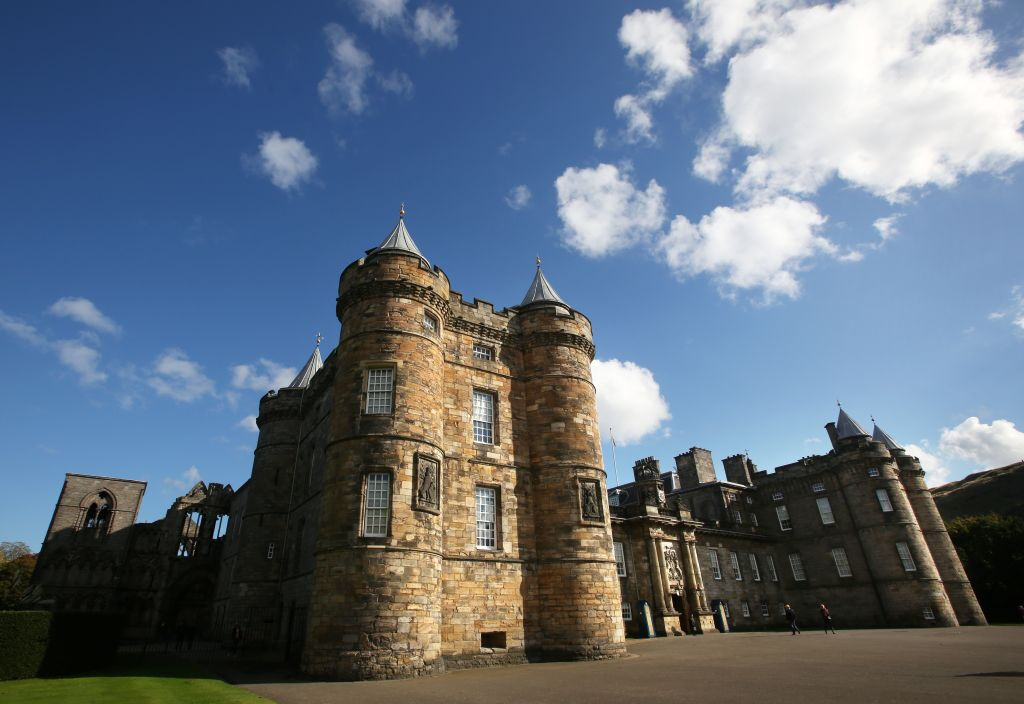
[
  {"left": 663, "top": 545, "right": 684, "bottom": 586},
  {"left": 413, "top": 454, "right": 440, "bottom": 513},
  {"left": 633, "top": 456, "right": 660, "bottom": 481},
  {"left": 580, "top": 479, "right": 603, "bottom": 521}
]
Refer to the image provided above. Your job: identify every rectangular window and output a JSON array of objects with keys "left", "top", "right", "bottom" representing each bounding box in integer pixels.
[
  {"left": 896, "top": 542, "right": 917, "bottom": 572},
  {"left": 613, "top": 541, "right": 627, "bottom": 577},
  {"left": 365, "top": 367, "right": 394, "bottom": 415},
  {"left": 765, "top": 555, "right": 778, "bottom": 582},
  {"left": 811, "top": 481, "right": 825, "bottom": 493},
  {"left": 750, "top": 513, "right": 759, "bottom": 527},
  {"left": 709, "top": 549, "right": 722, "bottom": 580},
  {"left": 741, "top": 600, "right": 751, "bottom": 617},
  {"left": 749, "top": 554, "right": 761, "bottom": 581},
  {"left": 832, "top": 547, "right": 852, "bottom": 577},
  {"left": 733, "top": 509, "right": 743, "bottom": 524},
  {"left": 472, "top": 344, "right": 494, "bottom": 361},
  {"left": 779, "top": 603, "right": 787, "bottom": 617},
  {"left": 722, "top": 601, "right": 730, "bottom": 618},
  {"left": 730, "top": 551, "right": 743, "bottom": 580},
  {"left": 772, "top": 491, "right": 784, "bottom": 501},
  {"left": 816, "top": 497, "right": 835, "bottom": 525},
  {"left": 472, "top": 390, "right": 495, "bottom": 444},
  {"left": 876, "top": 488, "right": 894, "bottom": 513},
  {"left": 476, "top": 486, "right": 497, "bottom": 549},
  {"left": 760, "top": 601, "right": 770, "bottom": 618},
  {"left": 621, "top": 602, "right": 632, "bottom": 621},
  {"left": 776, "top": 505, "right": 792, "bottom": 531},
  {"left": 363, "top": 472, "right": 390, "bottom": 537},
  {"left": 922, "top": 606, "right": 935, "bottom": 620},
  {"left": 266, "top": 542, "right": 275, "bottom": 559},
  {"left": 423, "top": 312, "right": 438, "bottom": 333},
  {"left": 868, "top": 467, "right": 880, "bottom": 477},
  {"left": 788, "top": 553, "right": 807, "bottom": 581}
]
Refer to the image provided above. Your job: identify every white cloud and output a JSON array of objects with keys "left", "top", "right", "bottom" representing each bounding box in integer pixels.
[
  {"left": 905, "top": 442, "right": 953, "bottom": 487},
  {"left": 164, "top": 465, "right": 202, "bottom": 492},
  {"left": 0, "top": 310, "right": 46, "bottom": 347},
  {"left": 353, "top": 0, "right": 407, "bottom": 30},
  {"left": 504, "top": 185, "right": 531, "bottom": 210},
  {"left": 412, "top": 5, "right": 458, "bottom": 50},
  {"left": 231, "top": 359, "right": 297, "bottom": 391},
  {"left": 237, "top": 415, "right": 259, "bottom": 433},
  {"left": 939, "top": 417, "right": 1024, "bottom": 469},
  {"left": 656, "top": 196, "right": 834, "bottom": 301},
  {"left": 319, "top": 24, "right": 375, "bottom": 115},
  {"left": 989, "top": 285, "right": 1024, "bottom": 332},
  {"left": 54, "top": 339, "right": 107, "bottom": 385},
  {"left": 48, "top": 297, "right": 121, "bottom": 335},
  {"left": 873, "top": 215, "right": 901, "bottom": 242},
  {"left": 613, "top": 8, "right": 693, "bottom": 143},
  {"left": 691, "top": 0, "right": 1024, "bottom": 201},
  {"left": 592, "top": 358, "right": 671, "bottom": 445},
  {"left": 377, "top": 69, "right": 414, "bottom": 98},
  {"left": 593, "top": 128, "right": 607, "bottom": 149},
  {"left": 148, "top": 349, "right": 215, "bottom": 402},
  {"left": 217, "top": 46, "right": 259, "bottom": 89},
  {"left": 254, "top": 132, "right": 318, "bottom": 191},
  {"left": 554, "top": 163, "right": 666, "bottom": 257}
]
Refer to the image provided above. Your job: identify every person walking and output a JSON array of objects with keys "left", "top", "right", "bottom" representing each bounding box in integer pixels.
[
  {"left": 785, "top": 604, "right": 800, "bottom": 635},
  {"left": 820, "top": 603, "right": 837, "bottom": 634}
]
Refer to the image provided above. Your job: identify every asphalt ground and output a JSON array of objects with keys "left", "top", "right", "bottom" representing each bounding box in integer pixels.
[{"left": 242, "top": 626, "right": 1024, "bottom": 704}]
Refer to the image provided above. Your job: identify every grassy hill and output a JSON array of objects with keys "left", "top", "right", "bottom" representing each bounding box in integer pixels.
[{"left": 931, "top": 461, "right": 1024, "bottom": 521}]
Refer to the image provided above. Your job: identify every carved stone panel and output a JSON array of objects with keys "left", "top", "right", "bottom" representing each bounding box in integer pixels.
[
  {"left": 663, "top": 543, "right": 684, "bottom": 590},
  {"left": 579, "top": 479, "right": 604, "bottom": 522},
  {"left": 413, "top": 454, "right": 440, "bottom": 514}
]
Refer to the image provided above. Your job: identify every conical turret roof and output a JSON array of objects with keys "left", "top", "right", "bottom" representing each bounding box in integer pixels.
[
  {"left": 836, "top": 407, "right": 869, "bottom": 439},
  {"left": 286, "top": 336, "right": 324, "bottom": 389},
  {"left": 872, "top": 423, "right": 904, "bottom": 451},
  {"left": 520, "top": 258, "right": 567, "bottom": 306},
  {"left": 371, "top": 205, "right": 428, "bottom": 264}
]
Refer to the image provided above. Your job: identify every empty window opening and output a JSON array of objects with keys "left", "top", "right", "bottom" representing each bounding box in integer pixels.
[{"left": 481, "top": 631, "right": 506, "bottom": 649}]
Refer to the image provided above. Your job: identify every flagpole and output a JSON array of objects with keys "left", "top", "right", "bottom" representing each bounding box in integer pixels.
[{"left": 609, "top": 427, "right": 620, "bottom": 489}]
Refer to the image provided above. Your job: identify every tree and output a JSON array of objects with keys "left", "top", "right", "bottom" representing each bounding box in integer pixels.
[
  {"left": 0, "top": 542, "right": 31, "bottom": 563},
  {"left": 947, "top": 513, "right": 1024, "bottom": 623},
  {"left": 0, "top": 552, "right": 37, "bottom": 609}
]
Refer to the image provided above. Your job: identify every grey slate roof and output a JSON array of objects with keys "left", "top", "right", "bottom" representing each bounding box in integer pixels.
[
  {"left": 836, "top": 408, "right": 870, "bottom": 439},
  {"left": 286, "top": 344, "right": 323, "bottom": 389},
  {"left": 520, "top": 266, "right": 567, "bottom": 306},
  {"left": 372, "top": 212, "right": 428, "bottom": 263},
  {"left": 872, "top": 423, "right": 904, "bottom": 451}
]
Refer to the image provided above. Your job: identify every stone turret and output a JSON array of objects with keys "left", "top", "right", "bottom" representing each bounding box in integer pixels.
[
  {"left": 675, "top": 447, "right": 716, "bottom": 489},
  {"left": 722, "top": 454, "right": 755, "bottom": 486},
  {"left": 303, "top": 210, "right": 449, "bottom": 679},
  {"left": 516, "top": 262, "right": 626, "bottom": 661}
]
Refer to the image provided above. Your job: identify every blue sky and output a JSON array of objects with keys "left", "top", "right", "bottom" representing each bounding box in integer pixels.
[{"left": 2, "top": 1, "right": 1023, "bottom": 549}]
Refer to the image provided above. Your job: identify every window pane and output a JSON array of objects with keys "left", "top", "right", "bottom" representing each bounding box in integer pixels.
[
  {"left": 766, "top": 555, "right": 778, "bottom": 582},
  {"left": 788, "top": 553, "right": 806, "bottom": 581},
  {"left": 876, "top": 488, "right": 894, "bottom": 512},
  {"left": 365, "top": 368, "right": 394, "bottom": 414},
  {"left": 364, "top": 472, "right": 390, "bottom": 537},
  {"left": 476, "top": 486, "right": 497, "bottom": 549},
  {"left": 621, "top": 602, "right": 632, "bottom": 620},
  {"left": 741, "top": 600, "right": 750, "bottom": 617},
  {"left": 777, "top": 505, "right": 792, "bottom": 530},
  {"left": 811, "top": 481, "right": 825, "bottom": 493},
  {"left": 730, "top": 551, "right": 742, "bottom": 580},
  {"left": 472, "top": 391, "right": 495, "bottom": 444},
  {"left": 614, "top": 541, "right": 626, "bottom": 577},
  {"left": 896, "top": 542, "right": 916, "bottom": 572},
  {"left": 832, "top": 547, "right": 852, "bottom": 577},
  {"left": 749, "top": 554, "right": 761, "bottom": 581},
  {"left": 709, "top": 550, "right": 722, "bottom": 580},
  {"left": 816, "top": 497, "right": 835, "bottom": 525},
  {"left": 472, "top": 344, "right": 494, "bottom": 361}
]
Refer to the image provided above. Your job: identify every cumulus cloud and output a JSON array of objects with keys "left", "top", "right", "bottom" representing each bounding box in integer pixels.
[
  {"left": 873, "top": 215, "right": 901, "bottom": 242},
  {"left": 939, "top": 417, "right": 1024, "bottom": 469},
  {"left": 656, "top": 196, "right": 836, "bottom": 301},
  {"left": 237, "top": 415, "right": 259, "bottom": 433},
  {"left": 554, "top": 163, "right": 666, "bottom": 257},
  {"left": 54, "top": 339, "right": 107, "bottom": 385},
  {"left": 905, "top": 442, "right": 952, "bottom": 487},
  {"left": 504, "top": 185, "right": 531, "bottom": 210},
  {"left": 412, "top": 5, "right": 458, "bottom": 50},
  {"left": 253, "top": 132, "right": 318, "bottom": 191},
  {"left": 164, "top": 465, "right": 202, "bottom": 492},
  {"left": 592, "top": 358, "right": 671, "bottom": 445},
  {"left": 614, "top": 8, "right": 693, "bottom": 143},
  {"left": 690, "top": 0, "right": 1024, "bottom": 201},
  {"left": 231, "top": 359, "right": 297, "bottom": 391},
  {"left": 319, "top": 24, "right": 375, "bottom": 115},
  {"left": 148, "top": 349, "right": 215, "bottom": 402},
  {"left": 353, "top": 0, "right": 407, "bottom": 30},
  {"left": 48, "top": 297, "right": 120, "bottom": 335},
  {"left": 217, "top": 46, "right": 259, "bottom": 89}
]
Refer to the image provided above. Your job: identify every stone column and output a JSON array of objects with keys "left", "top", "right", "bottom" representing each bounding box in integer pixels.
[
  {"left": 687, "top": 541, "right": 709, "bottom": 611},
  {"left": 680, "top": 539, "right": 700, "bottom": 613},
  {"left": 653, "top": 540, "right": 675, "bottom": 613},
  {"left": 645, "top": 537, "right": 667, "bottom": 615}
]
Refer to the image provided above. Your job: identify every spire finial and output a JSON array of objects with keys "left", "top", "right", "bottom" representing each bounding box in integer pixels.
[
  {"left": 870, "top": 414, "right": 875, "bottom": 423},
  {"left": 399, "top": 202, "right": 405, "bottom": 219},
  {"left": 536, "top": 255, "right": 541, "bottom": 269},
  {"left": 837, "top": 399, "right": 841, "bottom": 408},
  {"left": 316, "top": 332, "right": 322, "bottom": 348}
]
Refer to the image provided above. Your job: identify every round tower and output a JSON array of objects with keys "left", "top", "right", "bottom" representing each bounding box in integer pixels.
[
  {"left": 515, "top": 263, "right": 626, "bottom": 660},
  {"left": 302, "top": 211, "right": 449, "bottom": 680},
  {"left": 876, "top": 424, "right": 987, "bottom": 625},
  {"left": 831, "top": 411, "right": 957, "bottom": 627}
]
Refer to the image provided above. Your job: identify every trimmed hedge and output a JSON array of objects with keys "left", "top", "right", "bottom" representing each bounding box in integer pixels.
[
  {"left": 0, "top": 611, "right": 51, "bottom": 680},
  {"left": 42, "top": 612, "right": 124, "bottom": 676}
]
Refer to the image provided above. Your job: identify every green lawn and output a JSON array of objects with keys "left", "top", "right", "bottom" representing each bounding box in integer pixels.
[{"left": 0, "top": 658, "right": 272, "bottom": 704}]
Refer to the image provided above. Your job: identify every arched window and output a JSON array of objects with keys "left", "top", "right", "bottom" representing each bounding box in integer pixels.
[
  {"left": 96, "top": 493, "right": 112, "bottom": 531},
  {"left": 84, "top": 503, "right": 99, "bottom": 529}
]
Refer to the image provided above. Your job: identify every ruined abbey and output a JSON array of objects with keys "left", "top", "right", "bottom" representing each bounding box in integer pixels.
[{"left": 28, "top": 211, "right": 985, "bottom": 680}]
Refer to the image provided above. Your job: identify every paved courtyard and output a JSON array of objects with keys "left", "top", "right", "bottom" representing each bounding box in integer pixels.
[{"left": 242, "top": 626, "right": 1024, "bottom": 704}]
